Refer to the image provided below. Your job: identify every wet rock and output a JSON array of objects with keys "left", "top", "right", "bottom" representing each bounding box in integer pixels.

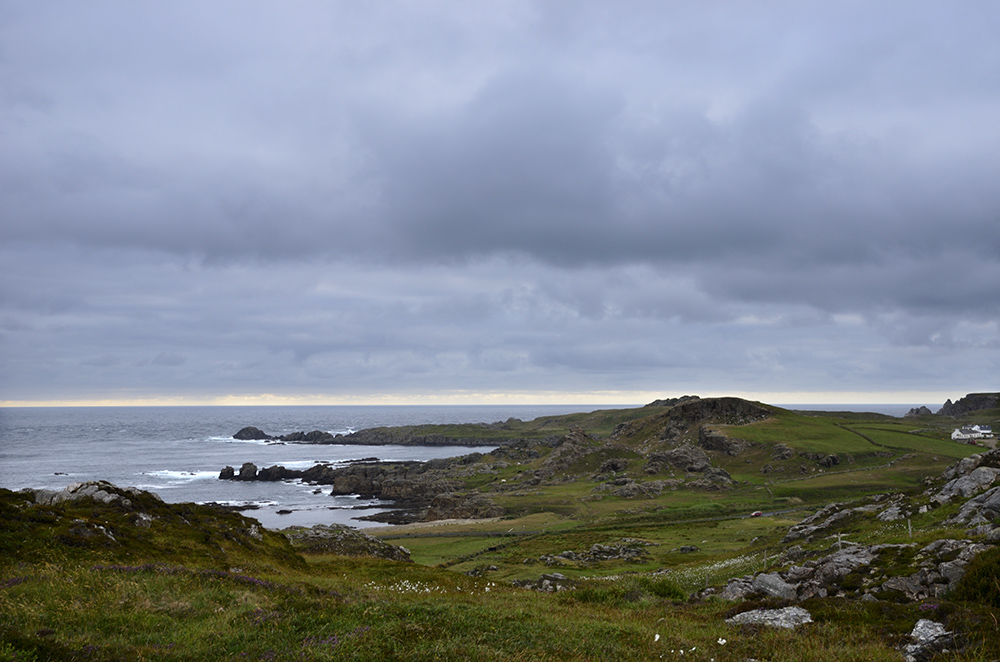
[
  {"left": 235, "top": 462, "right": 258, "bottom": 481},
  {"left": 233, "top": 426, "right": 273, "bottom": 440},
  {"left": 256, "top": 465, "right": 293, "bottom": 481}
]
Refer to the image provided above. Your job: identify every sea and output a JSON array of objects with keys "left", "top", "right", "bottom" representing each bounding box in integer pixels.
[
  {"left": 0, "top": 405, "right": 629, "bottom": 530},
  {"left": 0, "top": 403, "right": 913, "bottom": 530}
]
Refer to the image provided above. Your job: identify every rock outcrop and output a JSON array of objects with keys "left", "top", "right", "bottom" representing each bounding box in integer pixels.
[
  {"left": 698, "top": 426, "right": 753, "bottom": 456},
  {"left": 233, "top": 425, "right": 512, "bottom": 447},
  {"left": 905, "top": 406, "right": 933, "bottom": 417},
  {"left": 282, "top": 523, "right": 412, "bottom": 562},
  {"left": 903, "top": 620, "right": 953, "bottom": 662},
  {"left": 937, "top": 393, "right": 1000, "bottom": 416},
  {"left": 24, "top": 481, "right": 160, "bottom": 508},
  {"left": 725, "top": 606, "right": 813, "bottom": 629},
  {"left": 512, "top": 572, "right": 575, "bottom": 592},
  {"left": 423, "top": 492, "right": 503, "bottom": 521},
  {"left": 218, "top": 456, "right": 508, "bottom": 522}
]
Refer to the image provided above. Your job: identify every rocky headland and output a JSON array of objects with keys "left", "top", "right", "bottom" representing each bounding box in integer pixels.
[{"left": 937, "top": 392, "right": 1000, "bottom": 417}]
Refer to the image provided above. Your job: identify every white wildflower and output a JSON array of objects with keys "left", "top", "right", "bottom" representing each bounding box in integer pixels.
[
  {"left": 717, "top": 637, "right": 727, "bottom": 645},
  {"left": 654, "top": 634, "right": 660, "bottom": 642}
]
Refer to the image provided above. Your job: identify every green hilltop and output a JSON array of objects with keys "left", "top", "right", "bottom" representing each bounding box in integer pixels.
[{"left": 2, "top": 395, "right": 999, "bottom": 661}]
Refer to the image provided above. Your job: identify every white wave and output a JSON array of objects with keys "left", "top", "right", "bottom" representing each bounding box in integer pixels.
[
  {"left": 196, "top": 499, "right": 278, "bottom": 508},
  {"left": 145, "top": 469, "right": 218, "bottom": 483},
  {"left": 202, "top": 436, "right": 275, "bottom": 445}
]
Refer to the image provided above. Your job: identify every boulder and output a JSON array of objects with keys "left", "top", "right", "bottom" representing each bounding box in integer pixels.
[
  {"left": 279, "top": 430, "right": 337, "bottom": 443},
  {"left": 235, "top": 462, "right": 258, "bottom": 481},
  {"left": 902, "top": 620, "right": 953, "bottom": 662},
  {"left": 751, "top": 573, "right": 797, "bottom": 600},
  {"left": 233, "top": 426, "right": 273, "bottom": 440},
  {"left": 725, "top": 606, "right": 813, "bottom": 629},
  {"left": 256, "top": 465, "right": 290, "bottom": 481}
]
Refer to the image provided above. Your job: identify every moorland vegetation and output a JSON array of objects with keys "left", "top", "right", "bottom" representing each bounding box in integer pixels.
[{"left": 2, "top": 394, "right": 999, "bottom": 661}]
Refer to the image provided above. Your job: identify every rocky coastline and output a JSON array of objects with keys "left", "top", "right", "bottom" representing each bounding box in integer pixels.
[{"left": 232, "top": 425, "right": 516, "bottom": 446}]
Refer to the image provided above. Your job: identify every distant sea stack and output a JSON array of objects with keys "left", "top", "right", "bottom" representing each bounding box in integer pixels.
[
  {"left": 905, "top": 406, "right": 933, "bottom": 417},
  {"left": 937, "top": 393, "right": 1000, "bottom": 416}
]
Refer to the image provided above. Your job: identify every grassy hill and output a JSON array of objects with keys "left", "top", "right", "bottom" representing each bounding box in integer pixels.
[{"left": 2, "top": 397, "right": 999, "bottom": 661}]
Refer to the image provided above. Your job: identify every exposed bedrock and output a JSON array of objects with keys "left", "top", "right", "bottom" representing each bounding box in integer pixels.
[
  {"left": 937, "top": 392, "right": 1000, "bottom": 416},
  {"left": 698, "top": 425, "right": 753, "bottom": 456},
  {"left": 232, "top": 425, "right": 513, "bottom": 446},
  {"left": 218, "top": 456, "right": 504, "bottom": 522}
]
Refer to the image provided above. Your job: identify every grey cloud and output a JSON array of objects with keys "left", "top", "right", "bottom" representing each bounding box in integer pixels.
[{"left": 2, "top": 2, "right": 999, "bottom": 402}]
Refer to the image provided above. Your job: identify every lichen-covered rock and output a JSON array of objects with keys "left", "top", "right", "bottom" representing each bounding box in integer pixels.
[
  {"left": 25, "top": 481, "right": 158, "bottom": 508},
  {"left": 933, "top": 466, "right": 1000, "bottom": 503},
  {"left": 877, "top": 539, "right": 992, "bottom": 600},
  {"left": 780, "top": 502, "right": 851, "bottom": 543},
  {"left": 902, "top": 619, "right": 953, "bottom": 662},
  {"left": 751, "top": 573, "right": 797, "bottom": 600},
  {"left": 725, "top": 606, "right": 813, "bottom": 629},
  {"left": 945, "top": 486, "right": 1000, "bottom": 526}
]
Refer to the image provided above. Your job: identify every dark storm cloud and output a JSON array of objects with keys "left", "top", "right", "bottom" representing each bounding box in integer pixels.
[{"left": 1, "top": 1, "right": 998, "bottom": 402}]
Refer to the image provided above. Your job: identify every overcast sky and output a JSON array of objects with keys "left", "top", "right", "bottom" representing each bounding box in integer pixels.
[{"left": 2, "top": 1, "right": 998, "bottom": 407}]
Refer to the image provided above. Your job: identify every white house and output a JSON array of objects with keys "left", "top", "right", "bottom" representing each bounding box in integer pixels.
[{"left": 952, "top": 425, "right": 994, "bottom": 442}]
